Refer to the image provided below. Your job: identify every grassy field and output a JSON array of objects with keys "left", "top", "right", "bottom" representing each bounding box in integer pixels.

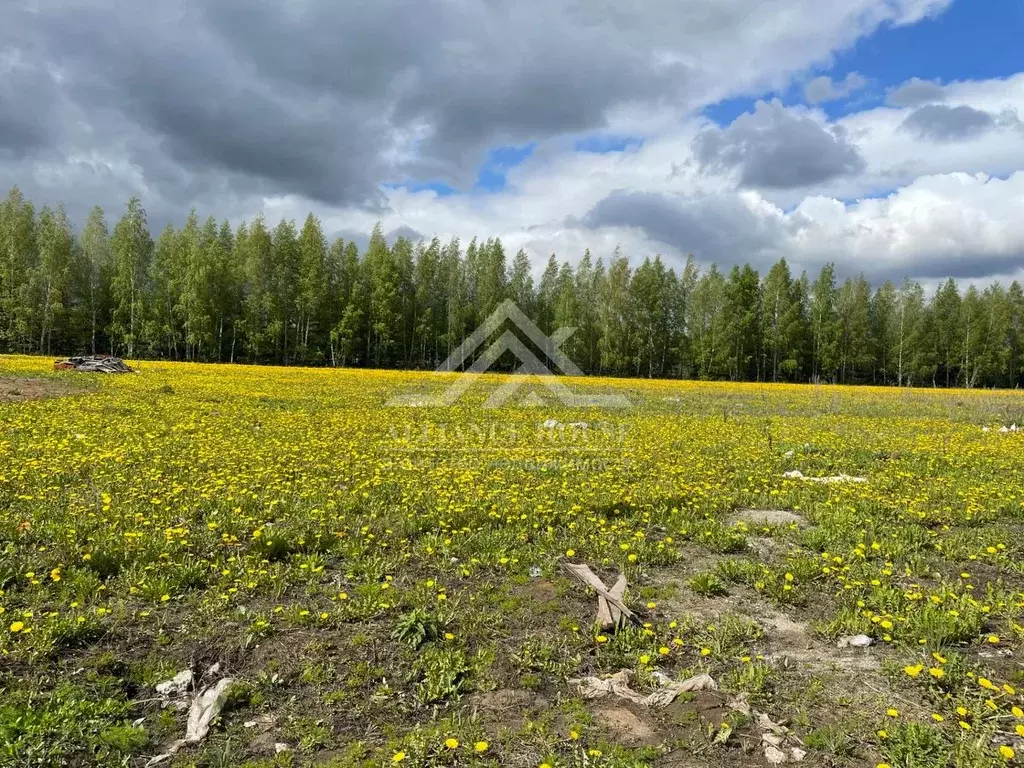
[{"left": 3, "top": 355, "right": 1024, "bottom": 768}]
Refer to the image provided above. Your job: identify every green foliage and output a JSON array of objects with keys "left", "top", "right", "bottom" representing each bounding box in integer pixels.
[
  {"left": 804, "top": 724, "right": 858, "bottom": 757},
  {"left": 393, "top": 607, "right": 452, "bottom": 650},
  {"left": 3, "top": 185, "right": 1024, "bottom": 386},
  {"left": 879, "top": 722, "right": 951, "bottom": 768},
  {"left": 411, "top": 646, "right": 471, "bottom": 705},
  {"left": 688, "top": 571, "right": 728, "bottom": 596},
  {"left": 0, "top": 682, "right": 143, "bottom": 765}
]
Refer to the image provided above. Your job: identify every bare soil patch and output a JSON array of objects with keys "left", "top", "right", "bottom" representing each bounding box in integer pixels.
[
  {"left": 471, "top": 689, "right": 547, "bottom": 713},
  {"left": 592, "top": 703, "right": 661, "bottom": 746},
  {"left": 0, "top": 376, "right": 83, "bottom": 403},
  {"left": 761, "top": 607, "right": 880, "bottom": 674}
]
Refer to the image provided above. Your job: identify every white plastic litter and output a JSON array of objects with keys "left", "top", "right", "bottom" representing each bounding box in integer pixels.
[
  {"left": 569, "top": 669, "right": 717, "bottom": 707},
  {"left": 146, "top": 678, "right": 234, "bottom": 767}
]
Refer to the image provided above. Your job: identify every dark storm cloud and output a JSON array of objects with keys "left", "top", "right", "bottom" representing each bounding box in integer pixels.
[
  {"left": 886, "top": 77, "right": 946, "bottom": 107},
  {"left": 201, "top": 0, "right": 681, "bottom": 177},
  {"left": 578, "top": 190, "right": 783, "bottom": 268},
  {"left": 0, "top": 54, "right": 62, "bottom": 155},
  {"left": 0, "top": 0, "right": 701, "bottom": 223},
  {"left": 693, "top": 101, "right": 866, "bottom": 189},
  {"left": 903, "top": 253, "right": 1024, "bottom": 281},
  {"left": 900, "top": 104, "right": 996, "bottom": 141},
  {"left": 6, "top": 2, "right": 393, "bottom": 210},
  {"left": 0, "top": 112, "right": 45, "bottom": 156},
  {"left": 809, "top": 250, "right": 1024, "bottom": 285},
  {"left": 0, "top": 0, "right": 972, "bottom": 229}
]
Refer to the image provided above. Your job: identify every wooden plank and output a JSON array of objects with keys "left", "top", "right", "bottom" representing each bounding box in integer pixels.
[
  {"left": 607, "top": 574, "right": 627, "bottom": 627},
  {"left": 564, "top": 563, "right": 639, "bottom": 625}
]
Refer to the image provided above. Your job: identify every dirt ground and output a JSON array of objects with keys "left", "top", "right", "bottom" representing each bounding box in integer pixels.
[{"left": 0, "top": 376, "right": 84, "bottom": 402}]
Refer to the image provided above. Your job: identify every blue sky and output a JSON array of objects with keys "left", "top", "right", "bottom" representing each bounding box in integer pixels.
[
  {"left": 839, "top": 0, "right": 1024, "bottom": 87},
  {"left": 474, "top": 144, "right": 537, "bottom": 192},
  {"left": 708, "top": 0, "right": 1024, "bottom": 124}
]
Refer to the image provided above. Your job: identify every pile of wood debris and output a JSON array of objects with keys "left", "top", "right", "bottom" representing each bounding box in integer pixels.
[{"left": 53, "top": 355, "right": 134, "bottom": 373}]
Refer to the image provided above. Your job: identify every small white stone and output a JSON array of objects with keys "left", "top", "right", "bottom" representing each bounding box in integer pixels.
[{"left": 837, "top": 634, "right": 874, "bottom": 648}]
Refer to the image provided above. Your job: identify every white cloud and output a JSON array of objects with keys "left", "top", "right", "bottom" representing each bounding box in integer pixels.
[
  {"left": 804, "top": 72, "right": 868, "bottom": 104},
  {"left": 311, "top": 71, "right": 1024, "bottom": 286},
  {"left": 785, "top": 172, "right": 1024, "bottom": 281},
  {"left": 13, "top": 0, "right": 1024, "bottom": 286},
  {"left": 4, "top": 0, "right": 956, "bottom": 226}
]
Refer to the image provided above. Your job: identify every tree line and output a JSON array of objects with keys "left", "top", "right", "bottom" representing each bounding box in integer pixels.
[{"left": 1, "top": 187, "right": 1023, "bottom": 388}]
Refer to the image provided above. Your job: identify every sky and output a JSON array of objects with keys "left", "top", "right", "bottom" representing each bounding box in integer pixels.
[{"left": 3, "top": 0, "right": 1024, "bottom": 285}]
